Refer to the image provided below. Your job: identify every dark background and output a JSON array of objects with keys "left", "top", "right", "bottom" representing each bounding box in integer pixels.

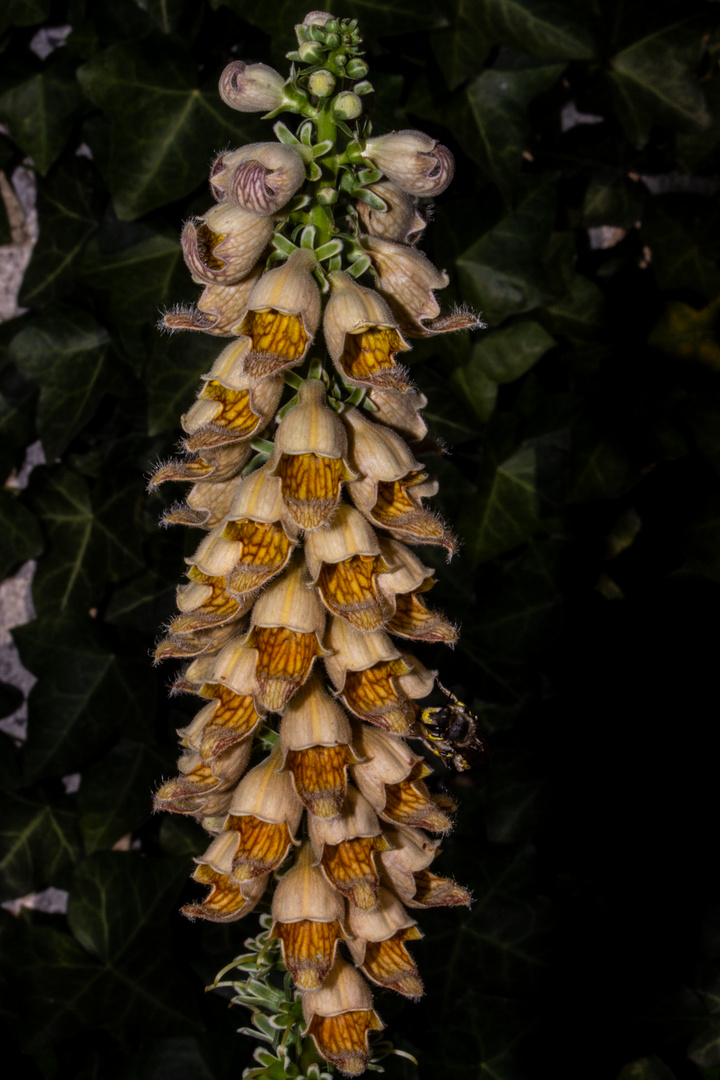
[{"left": 2, "top": 1, "right": 720, "bottom": 1078}]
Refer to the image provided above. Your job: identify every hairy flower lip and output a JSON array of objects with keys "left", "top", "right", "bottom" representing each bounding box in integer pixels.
[
  {"left": 162, "top": 267, "right": 263, "bottom": 337},
  {"left": 365, "top": 386, "right": 429, "bottom": 443}
]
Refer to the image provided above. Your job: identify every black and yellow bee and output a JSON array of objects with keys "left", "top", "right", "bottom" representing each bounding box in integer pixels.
[{"left": 416, "top": 680, "right": 490, "bottom": 772}]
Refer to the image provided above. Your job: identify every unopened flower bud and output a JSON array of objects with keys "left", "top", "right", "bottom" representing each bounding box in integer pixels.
[
  {"left": 333, "top": 92, "right": 362, "bottom": 120},
  {"left": 302, "top": 9, "right": 333, "bottom": 26},
  {"left": 181, "top": 203, "right": 272, "bottom": 286},
  {"left": 346, "top": 58, "right": 369, "bottom": 80},
  {"left": 308, "top": 69, "right": 336, "bottom": 97},
  {"left": 298, "top": 40, "right": 326, "bottom": 63},
  {"left": 219, "top": 61, "right": 286, "bottom": 114},
  {"left": 316, "top": 186, "right": 337, "bottom": 205},
  {"left": 210, "top": 143, "right": 305, "bottom": 215},
  {"left": 362, "top": 129, "right": 455, "bottom": 197}
]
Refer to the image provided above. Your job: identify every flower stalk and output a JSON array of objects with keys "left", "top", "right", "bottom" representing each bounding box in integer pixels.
[{"left": 151, "top": 9, "right": 483, "bottom": 1077}]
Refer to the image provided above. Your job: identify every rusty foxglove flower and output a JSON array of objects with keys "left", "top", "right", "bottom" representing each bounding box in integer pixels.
[{"left": 361, "top": 129, "right": 454, "bottom": 197}]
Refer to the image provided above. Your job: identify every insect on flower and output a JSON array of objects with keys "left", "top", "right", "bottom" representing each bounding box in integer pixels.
[{"left": 416, "top": 680, "right": 490, "bottom": 772}]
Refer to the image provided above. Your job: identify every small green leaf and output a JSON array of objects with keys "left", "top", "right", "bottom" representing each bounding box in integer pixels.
[
  {"left": 0, "top": 490, "right": 44, "bottom": 580},
  {"left": 14, "top": 613, "right": 152, "bottom": 780},
  {"left": 9, "top": 306, "right": 110, "bottom": 458},
  {"left": 0, "top": 69, "right": 84, "bottom": 175},
  {"left": 566, "top": 424, "right": 635, "bottom": 504},
  {"left": 0, "top": 794, "right": 81, "bottom": 900}
]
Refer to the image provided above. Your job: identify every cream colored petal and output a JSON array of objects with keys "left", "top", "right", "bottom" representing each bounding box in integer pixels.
[
  {"left": 250, "top": 558, "right": 326, "bottom": 635},
  {"left": 342, "top": 406, "right": 421, "bottom": 481},
  {"left": 271, "top": 841, "right": 345, "bottom": 923},
  {"left": 272, "top": 378, "right": 349, "bottom": 459},
  {"left": 308, "top": 786, "right": 380, "bottom": 855},
  {"left": 228, "top": 746, "right": 303, "bottom": 829},
  {"left": 279, "top": 673, "right": 352, "bottom": 752},
  {"left": 304, "top": 504, "right": 380, "bottom": 582}
]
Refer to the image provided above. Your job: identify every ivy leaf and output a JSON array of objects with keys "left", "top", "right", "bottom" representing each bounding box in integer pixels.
[
  {"left": 475, "top": 0, "right": 596, "bottom": 61},
  {"left": 457, "top": 175, "right": 558, "bottom": 325},
  {"left": 432, "top": 0, "right": 494, "bottom": 90},
  {"left": 608, "top": 21, "right": 711, "bottom": 144},
  {"left": 19, "top": 158, "right": 101, "bottom": 308},
  {"left": 14, "top": 613, "right": 152, "bottom": 781},
  {"left": 0, "top": 793, "right": 82, "bottom": 901},
  {"left": 26, "top": 466, "right": 144, "bottom": 615},
  {"left": 67, "top": 852, "right": 188, "bottom": 964},
  {"left": 80, "top": 225, "right": 191, "bottom": 361},
  {"left": 540, "top": 232, "right": 606, "bottom": 339},
  {"left": 0, "top": 490, "right": 44, "bottom": 580},
  {"left": 12, "top": 854, "right": 201, "bottom": 1048},
  {"left": 78, "top": 739, "right": 173, "bottom": 853},
  {"left": 77, "top": 42, "right": 261, "bottom": 219},
  {"left": 462, "top": 318, "right": 555, "bottom": 392},
  {"left": 641, "top": 203, "right": 720, "bottom": 300},
  {"left": 0, "top": 68, "right": 83, "bottom": 175},
  {"left": 463, "top": 444, "right": 540, "bottom": 565},
  {"left": 9, "top": 307, "right": 109, "bottom": 458},
  {"left": 566, "top": 423, "right": 635, "bottom": 504},
  {"left": 472, "top": 538, "right": 563, "bottom": 659},
  {"left": 0, "top": 0, "right": 50, "bottom": 34},
  {"left": 464, "top": 60, "right": 564, "bottom": 199}
]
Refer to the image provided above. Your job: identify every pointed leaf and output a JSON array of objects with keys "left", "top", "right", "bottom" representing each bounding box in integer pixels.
[
  {"left": 457, "top": 176, "right": 558, "bottom": 325},
  {"left": 0, "top": 793, "right": 81, "bottom": 901},
  {"left": 464, "top": 62, "right": 564, "bottom": 198},
  {"left": 463, "top": 444, "right": 539, "bottom": 564},
  {"left": 0, "top": 70, "right": 84, "bottom": 175},
  {"left": 14, "top": 613, "right": 152, "bottom": 780},
  {"left": 475, "top": 0, "right": 596, "bottom": 60},
  {"left": 9, "top": 307, "right": 110, "bottom": 458},
  {"left": 0, "top": 490, "right": 43, "bottom": 580},
  {"left": 26, "top": 465, "right": 144, "bottom": 614}
]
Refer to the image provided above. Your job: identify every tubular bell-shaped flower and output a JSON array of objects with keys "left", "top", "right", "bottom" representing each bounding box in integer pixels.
[
  {"left": 270, "top": 841, "right": 347, "bottom": 988},
  {"left": 269, "top": 378, "right": 356, "bottom": 529},
  {"left": 346, "top": 886, "right": 423, "bottom": 998},
  {"left": 302, "top": 958, "right": 384, "bottom": 1076},
  {"left": 323, "top": 271, "right": 412, "bottom": 392},
  {"left": 181, "top": 367, "right": 283, "bottom": 453},
  {"left": 279, "top": 673, "right": 356, "bottom": 817},
  {"left": 233, "top": 248, "right": 320, "bottom": 376},
  {"left": 241, "top": 557, "right": 330, "bottom": 711}
]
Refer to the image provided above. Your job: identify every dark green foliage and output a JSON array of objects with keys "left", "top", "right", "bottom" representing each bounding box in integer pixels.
[{"left": 1, "top": 2, "right": 719, "bottom": 1079}]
